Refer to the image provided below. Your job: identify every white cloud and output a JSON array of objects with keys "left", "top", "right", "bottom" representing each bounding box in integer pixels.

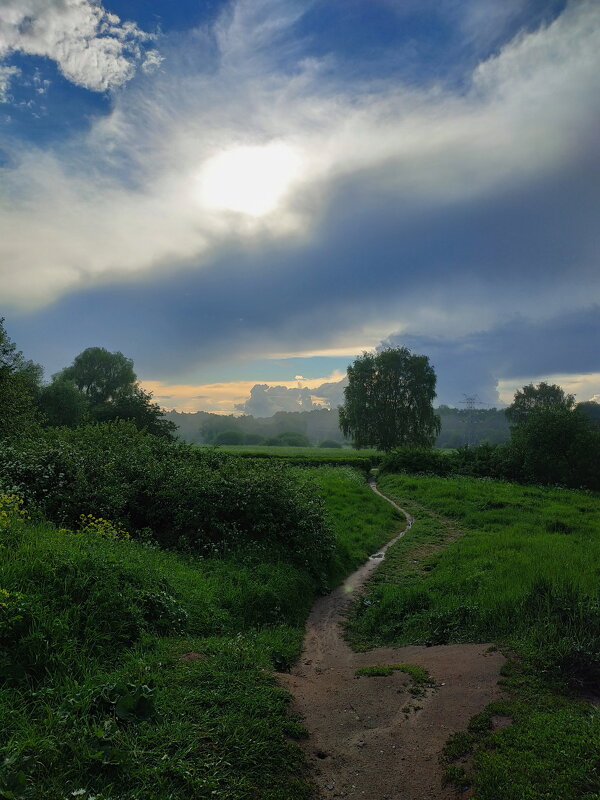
[
  {"left": 0, "top": 64, "right": 19, "bottom": 101},
  {"left": 0, "top": 0, "right": 599, "bottom": 320},
  {"left": 498, "top": 372, "right": 600, "bottom": 405},
  {"left": 0, "top": 0, "right": 160, "bottom": 94}
]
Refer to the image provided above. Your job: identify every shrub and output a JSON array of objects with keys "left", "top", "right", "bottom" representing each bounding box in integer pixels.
[
  {"left": 380, "top": 447, "right": 452, "bottom": 476},
  {"left": 319, "top": 439, "right": 342, "bottom": 448},
  {"left": 214, "top": 430, "right": 246, "bottom": 445},
  {"left": 0, "top": 422, "right": 335, "bottom": 580}
]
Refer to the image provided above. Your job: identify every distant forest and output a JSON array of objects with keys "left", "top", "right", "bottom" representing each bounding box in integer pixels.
[{"left": 165, "top": 405, "right": 512, "bottom": 449}]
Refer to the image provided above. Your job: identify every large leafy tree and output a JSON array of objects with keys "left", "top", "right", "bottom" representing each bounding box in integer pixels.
[
  {"left": 339, "top": 347, "right": 440, "bottom": 451},
  {"left": 48, "top": 347, "right": 176, "bottom": 439},
  {"left": 508, "top": 404, "right": 600, "bottom": 490},
  {"left": 59, "top": 347, "right": 137, "bottom": 404},
  {"left": 505, "top": 382, "right": 574, "bottom": 424}
]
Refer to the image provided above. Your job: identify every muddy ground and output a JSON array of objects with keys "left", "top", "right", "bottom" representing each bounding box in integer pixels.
[{"left": 279, "top": 482, "right": 505, "bottom": 800}]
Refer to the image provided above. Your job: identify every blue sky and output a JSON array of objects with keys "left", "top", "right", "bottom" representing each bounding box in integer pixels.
[{"left": 1, "top": 0, "right": 598, "bottom": 414}]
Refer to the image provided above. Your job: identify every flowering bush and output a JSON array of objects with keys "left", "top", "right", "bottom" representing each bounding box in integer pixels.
[
  {"left": 0, "top": 493, "right": 29, "bottom": 529},
  {"left": 77, "top": 514, "right": 130, "bottom": 540}
]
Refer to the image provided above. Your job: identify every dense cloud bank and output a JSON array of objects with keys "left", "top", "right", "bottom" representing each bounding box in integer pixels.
[{"left": 2, "top": 0, "right": 599, "bottom": 404}]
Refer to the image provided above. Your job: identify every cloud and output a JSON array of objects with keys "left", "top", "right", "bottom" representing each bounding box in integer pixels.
[
  {"left": 1, "top": 0, "right": 599, "bottom": 311},
  {"left": 382, "top": 306, "right": 600, "bottom": 406},
  {"left": 0, "top": 64, "right": 20, "bottom": 102},
  {"left": 142, "top": 370, "right": 346, "bottom": 414},
  {"left": 0, "top": 0, "right": 160, "bottom": 95}
]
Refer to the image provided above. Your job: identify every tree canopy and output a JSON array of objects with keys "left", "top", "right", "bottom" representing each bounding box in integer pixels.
[
  {"left": 505, "top": 382, "right": 574, "bottom": 424},
  {"left": 59, "top": 347, "right": 137, "bottom": 404},
  {"left": 44, "top": 346, "right": 176, "bottom": 439},
  {"left": 339, "top": 347, "right": 440, "bottom": 451}
]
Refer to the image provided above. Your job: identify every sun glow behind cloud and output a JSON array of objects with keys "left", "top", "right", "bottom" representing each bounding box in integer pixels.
[{"left": 194, "top": 143, "right": 303, "bottom": 217}]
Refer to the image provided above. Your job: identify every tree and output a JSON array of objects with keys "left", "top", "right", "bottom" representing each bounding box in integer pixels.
[
  {"left": 59, "top": 347, "right": 137, "bottom": 404},
  {"left": 508, "top": 405, "right": 600, "bottom": 490},
  {"left": 339, "top": 348, "right": 440, "bottom": 451},
  {"left": 0, "top": 317, "right": 42, "bottom": 441},
  {"left": 38, "top": 378, "right": 90, "bottom": 427},
  {"left": 577, "top": 400, "right": 600, "bottom": 428},
  {"left": 505, "top": 382, "right": 574, "bottom": 424},
  {"left": 55, "top": 348, "right": 175, "bottom": 439}
]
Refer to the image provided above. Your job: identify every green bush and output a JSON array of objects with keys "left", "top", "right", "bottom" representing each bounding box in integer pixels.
[
  {"left": 0, "top": 422, "right": 335, "bottom": 580},
  {"left": 380, "top": 447, "right": 453, "bottom": 476}
]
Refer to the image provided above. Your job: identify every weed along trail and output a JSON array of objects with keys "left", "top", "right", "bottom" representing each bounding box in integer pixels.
[{"left": 280, "top": 478, "right": 505, "bottom": 800}]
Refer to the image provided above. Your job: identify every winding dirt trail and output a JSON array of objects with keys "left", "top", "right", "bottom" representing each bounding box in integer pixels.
[{"left": 279, "top": 479, "right": 505, "bottom": 800}]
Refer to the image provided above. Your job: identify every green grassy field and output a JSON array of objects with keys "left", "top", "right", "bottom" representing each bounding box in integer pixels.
[
  {"left": 197, "top": 444, "right": 383, "bottom": 470},
  {"left": 199, "top": 445, "right": 380, "bottom": 456},
  {"left": 348, "top": 474, "right": 600, "bottom": 799},
  {"left": 0, "top": 467, "right": 400, "bottom": 800}
]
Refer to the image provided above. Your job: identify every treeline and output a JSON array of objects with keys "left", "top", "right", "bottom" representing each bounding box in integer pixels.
[
  {"left": 381, "top": 392, "right": 600, "bottom": 491},
  {"left": 167, "top": 406, "right": 514, "bottom": 448},
  {"left": 166, "top": 407, "right": 346, "bottom": 446}
]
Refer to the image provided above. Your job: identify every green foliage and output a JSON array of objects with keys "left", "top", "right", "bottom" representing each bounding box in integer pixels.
[
  {"left": 577, "top": 400, "right": 600, "bottom": 427},
  {"left": 505, "top": 381, "right": 574, "bottom": 424},
  {"left": 0, "top": 465, "right": 399, "bottom": 800},
  {"left": 381, "top": 405, "right": 600, "bottom": 491},
  {"left": 208, "top": 445, "right": 379, "bottom": 471},
  {"left": 0, "top": 422, "right": 335, "bottom": 580},
  {"left": 265, "top": 431, "right": 311, "bottom": 447},
  {"left": 59, "top": 347, "right": 137, "bottom": 404},
  {"left": 38, "top": 378, "right": 89, "bottom": 427},
  {"left": 339, "top": 347, "right": 440, "bottom": 451},
  {"left": 90, "top": 385, "right": 177, "bottom": 440},
  {"left": 509, "top": 405, "right": 600, "bottom": 489},
  {"left": 380, "top": 446, "right": 453, "bottom": 476},
  {"left": 319, "top": 439, "right": 342, "bottom": 448},
  {"left": 0, "top": 318, "right": 42, "bottom": 443},
  {"left": 214, "top": 429, "right": 246, "bottom": 445}
]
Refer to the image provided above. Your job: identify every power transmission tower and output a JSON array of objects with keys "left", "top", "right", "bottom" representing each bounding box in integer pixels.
[{"left": 459, "top": 394, "right": 488, "bottom": 446}]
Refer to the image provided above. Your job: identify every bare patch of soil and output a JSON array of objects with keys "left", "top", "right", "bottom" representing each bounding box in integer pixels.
[{"left": 279, "top": 480, "right": 505, "bottom": 800}]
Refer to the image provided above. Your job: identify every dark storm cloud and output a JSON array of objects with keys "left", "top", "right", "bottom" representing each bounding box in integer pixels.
[{"left": 383, "top": 306, "right": 600, "bottom": 406}]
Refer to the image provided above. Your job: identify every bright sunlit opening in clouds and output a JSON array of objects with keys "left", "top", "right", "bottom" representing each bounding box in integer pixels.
[{"left": 195, "top": 142, "right": 302, "bottom": 217}]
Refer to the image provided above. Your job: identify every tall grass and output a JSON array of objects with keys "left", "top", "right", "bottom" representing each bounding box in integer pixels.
[{"left": 348, "top": 474, "right": 600, "bottom": 799}]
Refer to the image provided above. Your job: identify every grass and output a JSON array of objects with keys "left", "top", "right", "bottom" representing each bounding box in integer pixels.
[
  {"left": 300, "top": 466, "right": 402, "bottom": 585},
  {"left": 347, "top": 473, "right": 600, "bottom": 799},
  {"left": 198, "top": 445, "right": 383, "bottom": 471},
  {"left": 0, "top": 466, "right": 401, "bottom": 800},
  {"left": 199, "top": 445, "right": 381, "bottom": 457}
]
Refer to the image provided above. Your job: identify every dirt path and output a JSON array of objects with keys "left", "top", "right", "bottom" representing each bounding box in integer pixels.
[{"left": 279, "top": 479, "right": 505, "bottom": 800}]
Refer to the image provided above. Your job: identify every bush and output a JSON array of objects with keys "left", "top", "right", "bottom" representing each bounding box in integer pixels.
[
  {"left": 214, "top": 430, "right": 245, "bottom": 445},
  {"left": 380, "top": 447, "right": 452, "bottom": 476},
  {"left": 0, "top": 422, "right": 335, "bottom": 581},
  {"left": 319, "top": 439, "right": 342, "bottom": 448},
  {"left": 265, "top": 432, "right": 311, "bottom": 447}
]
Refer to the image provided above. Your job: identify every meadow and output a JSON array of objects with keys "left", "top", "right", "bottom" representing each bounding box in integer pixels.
[
  {"left": 348, "top": 473, "right": 600, "bottom": 799},
  {"left": 0, "top": 463, "right": 400, "bottom": 800},
  {"left": 196, "top": 444, "right": 382, "bottom": 471}
]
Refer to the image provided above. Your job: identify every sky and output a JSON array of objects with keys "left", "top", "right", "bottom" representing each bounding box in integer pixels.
[{"left": 1, "top": 0, "right": 599, "bottom": 415}]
